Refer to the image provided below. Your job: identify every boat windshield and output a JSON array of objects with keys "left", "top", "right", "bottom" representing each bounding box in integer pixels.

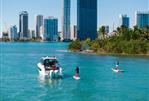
[{"left": 43, "top": 59, "right": 58, "bottom": 67}]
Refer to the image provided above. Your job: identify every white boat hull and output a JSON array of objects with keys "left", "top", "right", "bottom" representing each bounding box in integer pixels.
[{"left": 37, "top": 63, "right": 63, "bottom": 79}]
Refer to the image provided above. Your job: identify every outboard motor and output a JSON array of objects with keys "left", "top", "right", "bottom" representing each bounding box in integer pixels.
[{"left": 59, "top": 67, "right": 63, "bottom": 76}]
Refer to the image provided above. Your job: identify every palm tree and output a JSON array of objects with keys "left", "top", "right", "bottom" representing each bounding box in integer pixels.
[
  {"left": 133, "top": 25, "right": 142, "bottom": 40},
  {"left": 99, "top": 26, "right": 106, "bottom": 39},
  {"left": 142, "top": 26, "right": 149, "bottom": 40},
  {"left": 116, "top": 27, "right": 121, "bottom": 36},
  {"left": 116, "top": 25, "right": 127, "bottom": 36}
]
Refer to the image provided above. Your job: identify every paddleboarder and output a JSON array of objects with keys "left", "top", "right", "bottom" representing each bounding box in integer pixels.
[
  {"left": 75, "top": 66, "right": 79, "bottom": 77},
  {"left": 115, "top": 61, "right": 119, "bottom": 70}
]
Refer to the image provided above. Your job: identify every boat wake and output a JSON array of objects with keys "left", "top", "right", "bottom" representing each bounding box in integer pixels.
[{"left": 56, "top": 50, "right": 70, "bottom": 53}]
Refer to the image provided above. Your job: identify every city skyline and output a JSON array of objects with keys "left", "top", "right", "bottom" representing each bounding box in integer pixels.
[{"left": 0, "top": 0, "right": 148, "bottom": 36}]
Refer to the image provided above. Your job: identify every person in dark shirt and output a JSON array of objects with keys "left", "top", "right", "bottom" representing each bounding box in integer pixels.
[
  {"left": 115, "top": 61, "right": 119, "bottom": 70},
  {"left": 75, "top": 66, "right": 79, "bottom": 77}
]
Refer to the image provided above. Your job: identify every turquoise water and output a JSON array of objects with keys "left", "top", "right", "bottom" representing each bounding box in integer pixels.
[{"left": 0, "top": 42, "right": 149, "bottom": 101}]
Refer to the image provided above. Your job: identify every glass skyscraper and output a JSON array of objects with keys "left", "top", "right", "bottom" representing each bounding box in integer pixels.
[
  {"left": 9, "top": 25, "right": 18, "bottom": 40},
  {"left": 71, "top": 25, "right": 77, "bottom": 41},
  {"left": 119, "top": 14, "right": 129, "bottom": 28},
  {"left": 77, "top": 0, "right": 97, "bottom": 40},
  {"left": 19, "top": 11, "right": 28, "bottom": 39},
  {"left": 135, "top": 11, "right": 149, "bottom": 28},
  {"left": 62, "top": 0, "right": 71, "bottom": 41},
  {"left": 35, "top": 15, "right": 43, "bottom": 38},
  {"left": 44, "top": 17, "right": 58, "bottom": 41}
]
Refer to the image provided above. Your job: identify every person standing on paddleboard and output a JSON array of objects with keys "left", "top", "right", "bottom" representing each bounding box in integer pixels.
[
  {"left": 75, "top": 66, "right": 79, "bottom": 77},
  {"left": 115, "top": 61, "right": 119, "bottom": 70}
]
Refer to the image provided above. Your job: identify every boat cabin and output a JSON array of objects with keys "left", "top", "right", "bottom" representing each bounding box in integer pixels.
[{"left": 41, "top": 56, "right": 58, "bottom": 70}]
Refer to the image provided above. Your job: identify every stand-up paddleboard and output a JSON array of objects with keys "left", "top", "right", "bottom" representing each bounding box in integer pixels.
[
  {"left": 112, "top": 68, "right": 124, "bottom": 73},
  {"left": 73, "top": 75, "right": 80, "bottom": 80}
]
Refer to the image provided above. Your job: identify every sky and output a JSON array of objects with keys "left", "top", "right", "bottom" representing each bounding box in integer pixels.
[{"left": 0, "top": 0, "right": 149, "bottom": 37}]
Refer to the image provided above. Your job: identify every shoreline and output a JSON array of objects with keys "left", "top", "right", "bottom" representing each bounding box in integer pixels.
[
  {"left": 70, "top": 50, "right": 149, "bottom": 57},
  {"left": 0, "top": 40, "right": 71, "bottom": 43}
]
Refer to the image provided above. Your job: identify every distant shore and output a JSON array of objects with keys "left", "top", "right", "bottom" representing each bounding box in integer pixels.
[
  {"left": 0, "top": 39, "right": 61, "bottom": 43},
  {"left": 70, "top": 50, "right": 149, "bottom": 57},
  {"left": 0, "top": 38, "right": 43, "bottom": 42}
]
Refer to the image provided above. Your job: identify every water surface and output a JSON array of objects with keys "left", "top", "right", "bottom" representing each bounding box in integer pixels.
[{"left": 0, "top": 42, "right": 149, "bottom": 101}]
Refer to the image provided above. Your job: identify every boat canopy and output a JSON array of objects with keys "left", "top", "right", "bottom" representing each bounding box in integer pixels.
[
  {"left": 40, "top": 56, "right": 58, "bottom": 67},
  {"left": 41, "top": 56, "right": 57, "bottom": 60}
]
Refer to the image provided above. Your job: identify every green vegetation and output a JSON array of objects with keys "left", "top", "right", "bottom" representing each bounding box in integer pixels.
[
  {"left": 68, "top": 40, "right": 82, "bottom": 51},
  {"left": 68, "top": 25, "right": 149, "bottom": 55}
]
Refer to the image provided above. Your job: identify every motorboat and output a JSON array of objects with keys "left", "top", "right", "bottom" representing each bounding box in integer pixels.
[
  {"left": 112, "top": 68, "right": 124, "bottom": 73},
  {"left": 37, "top": 56, "right": 63, "bottom": 79}
]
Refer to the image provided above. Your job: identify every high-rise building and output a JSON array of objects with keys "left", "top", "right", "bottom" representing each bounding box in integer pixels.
[
  {"left": 35, "top": 15, "right": 43, "bottom": 38},
  {"left": 9, "top": 25, "right": 18, "bottom": 40},
  {"left": 2, "top": 32, "right": 9, "bottom": 39},
  {"left": 135, "top": 11, "right": 149, "bottom": 28},
  {"left": 77, "top": 0, "right": 97, "bottom": 40},
  {"left": 40, "top": 26, "right": 44, "bottom": 40},
  {"left": 30, "top": 30, "right": 35, "bottom": 38},
  {"left": 58, "top": 31, "right": 63, "bottom": 41},
  {"left": 71, "top": 25, "right": 77, "bottom": 41},
  {"left": 62, "top": 0, "right": 71, "bottom": 41},
  {"left": 119, "top": 14, "right": 129, "bottom": 28},
  {"left": 44, "top": 17, "right": 58, "bottom": 41},
  {"left": 19, "top": 11, "right": 28, "bottom": 39},
  {"left": 105, "top": 26, "right": 109, "bottom": 35}
]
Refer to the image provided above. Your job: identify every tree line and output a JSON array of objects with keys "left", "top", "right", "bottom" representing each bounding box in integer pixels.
[{"left": 68, "top": 25, "right": 149, "bottom": 54}]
